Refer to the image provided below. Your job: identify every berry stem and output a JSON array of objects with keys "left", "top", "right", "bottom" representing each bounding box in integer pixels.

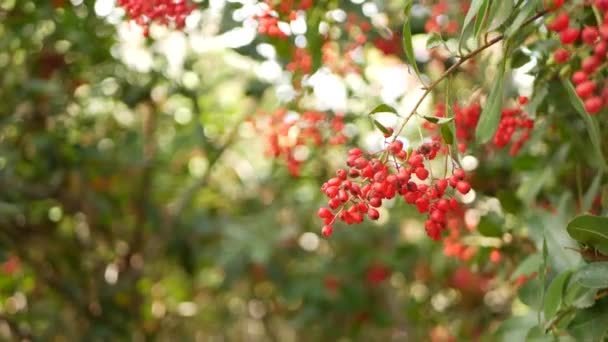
[{"left": 392, "top": 10, "right": 547, "bottom": 142}]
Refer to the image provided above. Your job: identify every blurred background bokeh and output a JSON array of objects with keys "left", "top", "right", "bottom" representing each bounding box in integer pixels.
[{"left": 0, "top": 0, "right": 589, "bottom": 340}]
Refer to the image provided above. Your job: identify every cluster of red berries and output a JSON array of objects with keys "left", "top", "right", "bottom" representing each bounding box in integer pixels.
[
  {"left": 117, "top": 0, "right": 195, "bottom": 35},
  {"left": 318, "top": 137, "right": 472, "bottom": 240},
  {"left": 424, "top": 1, "right": 466, "bottom": 35},
  {"left": 493, "top": 97, "right": 535, "bottom": 156},
  {"left": 547, "top": 0, "right": 608, "bottom": 114},
  {"left": 255, "top": 109, "right": 347, "bottom": 177}
]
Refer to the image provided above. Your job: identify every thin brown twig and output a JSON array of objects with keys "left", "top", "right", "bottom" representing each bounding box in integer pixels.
[{"left": 392, "top": 10, "right": 547, "bottom": 141}]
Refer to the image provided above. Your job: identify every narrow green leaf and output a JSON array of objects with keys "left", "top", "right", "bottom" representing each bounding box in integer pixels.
[
  {"left": 562, "top": 80, "right": 608, "bottom": 171},
  {"left": 473, "top": 0, "right": 491, "bottom": 39},
  {"left": 369, "top": 104, "right": 400, "bottom": 116},
  {"left": 373, "top": 120, "right": 391, "bottom": 135},
  {"left": 462, "top": 0, "right": 486, "bottom": 36},
  {"left": 544, "top": 270, "right": 573, "bottom": 321},
  {"left": 446, "top": 77, "right": 460, "bottom": 161},
  {"left": 441, "top": 124, "right": 454, "bottom": 145},
  {"left": 573, "top": 262, "right": 608, "bottom": 289},
  {"left": 506, "top": 0, "right": 538, "bottom": 37},
  {"left": 475, "top": 59, "right": 506, "bottom": 143},
  {"left": 488, "top": 0, "right": 515, "bottom": 31},
  {"left": 422, "top": 115, "right": 454, "bottom": 125},
  {"left": 459, "top": 0, "right": 485, "bottom": 51},
  {"left": 582, "top": 172, "right": 603, "bottom": 213},
  {"left": 403, "top": 0, "right": 424, "bottom": 84},
  {"left": 566, "top": 215, "right": 608, "bottom": 255}
]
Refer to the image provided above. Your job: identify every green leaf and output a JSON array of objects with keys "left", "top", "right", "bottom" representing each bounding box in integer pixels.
[
  {"left": 564, "top": 282, "right": 598, "bottom": 309},
  {"left": 446, "top": 76, "right": 460, "bottom": 161},
  {"left": 511, "top": 254, "right": 543, "bottom": 281},
  {"left": 544, "top": 270, "right": 573, "bottom": 321},
  {"left": 426, "top": 32, "right": 445, "bottom": 50},
  {"left": 562, "top": 80, "right": 608, "bottom": 171},
  {"left": 582, "top": 172, "right": 603, "bottom": 213},
  {"left": 373, "top": 120, "right": 391, "bottom": 135},
  {"left": 473, "top": 0, "right": 491, "bottom": 39},
  {"left": 422, "top": 115, "right": 454, "bottom": 125},
  {"left": 511, "top": 49, "right": 531, "bottom": 69},
  {"left": 461, "top": 0, "right": 486, "bottom": 38},
  {"left": 403, "top": 1, "right": 424, "bottom": 84},
  {"left": 475, "top": 58, "right": 506, "bottom": 143},
  {"left": 506, "top": 0, "right": 538, "bottom": 37},
  {"left": 369, "top": 104, "right": 400, "bottom": 116},
  {"left": 478, "top": 212, "right": 504, "bottom": 237},
  {"left": 441, "top": 124, "right": 454, "bottom": 145},
  {"left": 566, "top": 301, "right": 608, "bottom": 340},
  {"left": 566, "top": 215, "right": 608, "bottom": 255},
  {"left": 573, "top": 262, "right": 608, "bottom": 289},
  {"left": 488, "top": 0, "right": 515, "bottom": 31}
]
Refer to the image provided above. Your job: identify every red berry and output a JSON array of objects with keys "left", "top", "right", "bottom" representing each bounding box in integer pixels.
[
  {"left": 318, "top": 207, "right": 332, "bottom": 219},
  {"left": 369, "top": 197, "right": 382, "bottom": 208},
  {"left": 518, "top": 96, "right": 529, "bottom": 105},
  {"left": 321, "top": 225, "right": 333, "bottom": 237},
  {"left": 415, "top": 167, "right": 429, "bottom": 180},
  {"left": 547, "top": 13, "right": 569, "bottom": 32},
  {"left": 388, "top": 140, "right": 403, "bottom": 154},
  {"left": 383, "top": 127, "right": 394, "bottom": 138},
  {"left": 408, "top": 154, "right": 424, "bottom": 167},
  {"left": 560, "top": 28, "right": 580, "bottom": 44},
  {"left": 582, "top": 56, "right": 601, "bottom": 73},
  {"left": 490, "top": 249, "right": 502, "bottom": 263},
  {"left": 553, "top": 48, "right": 570, "bottom": 63},
  {"left": 431, "top": 209, "right": 446, "bottom": 223},
  {"left": 456, "top": 181, "right": 471, "bottom": 194},
  {"left": 597, "top": 0, "right": 608, "bottom": 11},
  {"left": 453, "top": 169, "right": 466, "bottom": 180},
  {"left": 582, "top": 26, "right": 600, "bottom": 45},
  {"left": 584, "top": 96, "right": 603, "bottom": 114},
  {"left": 594, "top": 41, "right": 608, "bottom": 59},
  {"left": 572, "top": 71, "right": 588, "bottom": 85},
  {"left": 576, "top": 81, "right": 596, "bottom": 99},
  {"left": 367, "top": 208, "right": 380, "bottom": 220}
]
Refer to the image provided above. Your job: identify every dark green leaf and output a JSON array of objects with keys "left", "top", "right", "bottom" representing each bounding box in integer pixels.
[
  {"left": 373, "top": 120, "right": 391, "bottom": 135},
  {"left": 567, "top": 215, "right": 608, "bottom": 255},
  {"left": 441, "top": 124, "right": 454, "bottom": 145},
  {"left": 369, "top": 104, "right": 400, "bottom": 116},
  {"left": 475, "top": 58, "right": 506, "bottom": 143},
  {"left": 422, "top": 115, "right": 454, "bottom": 125},
  {"left": 477, "top": 212, "right": 504, "bottom": 237},
  {"left": 544, "top": 270, "right": 573, "bottom": 321},
  {"left": 403, "top": 0, "right": 423, "bottom": 84}
]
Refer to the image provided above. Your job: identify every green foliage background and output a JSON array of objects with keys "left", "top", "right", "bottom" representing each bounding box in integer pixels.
[{"left": 1, "top": 0, "right": 608, "bottom": 341}]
